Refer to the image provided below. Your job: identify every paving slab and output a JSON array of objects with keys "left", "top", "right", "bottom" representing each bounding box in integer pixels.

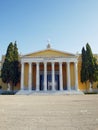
[{"left": 0, "top": 95, "right": 98, "bottom": 130}]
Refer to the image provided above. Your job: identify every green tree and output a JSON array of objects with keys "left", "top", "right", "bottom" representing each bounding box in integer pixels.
[
  {"left": 11, "top": 42, "right": 20, "bottom": 89},
  {"left": 1, "top": 42, "right": 14, "bottom": 89},
  {"left": 81, "top": 43, "right": 98, "bottom": 91},
  {"left": 81, "top": 47, "right": 88, "bottom": 88},
  {"left": 86, "top": 43, "right": 98, "bottom": 89},
  {"left": 1, "top": 42, "right": 20, "bottom": 90}
]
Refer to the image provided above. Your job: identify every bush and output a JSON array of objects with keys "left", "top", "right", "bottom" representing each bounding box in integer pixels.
[
  {"left": 1, "top": 91, "right": 15, "bottom": 95},
  {"left": 0, "top": 86, "right": 2, "bottom": 89},
  {"left": 84, "top": 91, "right": 98, "bottom": 94}
]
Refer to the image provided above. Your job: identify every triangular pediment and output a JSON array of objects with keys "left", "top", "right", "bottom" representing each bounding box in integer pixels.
[{"left": 23, "top": 48, "right": 75, "bottom": 58}]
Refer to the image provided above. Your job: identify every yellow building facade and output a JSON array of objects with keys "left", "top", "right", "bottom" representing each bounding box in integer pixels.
[{"left": 0, "top": 45, "right": 98, "bottom": 93}]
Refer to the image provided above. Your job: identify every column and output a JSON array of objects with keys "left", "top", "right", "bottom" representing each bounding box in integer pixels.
[
  {"left": 74, "top": 62, "right": 78, "bottom": 91},
  {"left": 59, "top": 62, "right": 63, "bottom": 91},
  {"left": 52, "top": 62, "right": 55, "bottom": 91},
  {"left": 44, "top": 62, "right": 47, "bottom": 91},
  {"left": 36, "top": 62, "right": 39, "bottom": 91},
  {"left": 67, "top": 62, "right": 71, "bottom": 91},
  {"left": 20, "top": 62, "right": 24, "bottom": 90},
  {"left": 28, "top": 62, "right": 32, "bottom": 91}
]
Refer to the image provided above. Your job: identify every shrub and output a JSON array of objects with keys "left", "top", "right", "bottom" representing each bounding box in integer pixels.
[
  {"left": 0, "top": 86, "right": 2, "bottom": 89},
  {"left": 84, "top": 91, "right": 98, "bottom": 94},
  {"left": 1, "top": 91, "right": 15, "bottom": 95}
]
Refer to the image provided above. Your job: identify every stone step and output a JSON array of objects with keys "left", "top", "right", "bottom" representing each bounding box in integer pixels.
[{"left": 16, "top": 90, "right": 84, "bottom": 95}]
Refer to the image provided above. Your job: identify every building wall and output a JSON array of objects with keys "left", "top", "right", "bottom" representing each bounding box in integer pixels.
[
  {"left": 23, "top": 59, "right": 98, "bottom": 91},
  {"left": 0, "top": 52, "right": 98, "bottom": 91},
  {"left": 23, "top": 62, "right": 75, "bottom": 90},
  {"left": 62, "top": 63, "right": 67, "bottom": 88},
  {"left": 24, "top": 63, "right": 29, "bottom": 88},
  {"left": 33, "top": 64, "right": 36, "bottom": 89}
]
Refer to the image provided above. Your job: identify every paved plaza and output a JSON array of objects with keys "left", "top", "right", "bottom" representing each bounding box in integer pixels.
[{"left": 0, "top": 95, "right": 98, "bottom": 130}]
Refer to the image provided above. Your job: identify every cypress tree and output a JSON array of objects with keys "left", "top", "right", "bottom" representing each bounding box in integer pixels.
[
  {"left": 13, "top": 41, "right": 19, "bottom": 61},
  {"left": 86, "top": 43, "right": 98, "bottom": 88},
  {"left": 81, "top": 47, "right": 88, "bottom": 84},
  {"left": 1, "top": 42, "right": 14, "bottom": 88},
  {"left": 81, "top": 43, "right": 98, "bottom": 90},
  {"left": 11, "top": 42, "right": 20, "bottom": 89},
  {"left": 1, "top": 42, "right": 20, "bottom": 90}
]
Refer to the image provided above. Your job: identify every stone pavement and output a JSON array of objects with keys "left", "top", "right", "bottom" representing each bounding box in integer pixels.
[{"left": 0, "top": 95, "right": 98, "bottom": 130}]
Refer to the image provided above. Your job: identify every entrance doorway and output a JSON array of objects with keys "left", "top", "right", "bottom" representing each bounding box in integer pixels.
[
  {"left": 55, "top": 74, "right": 59, "bottom": 90},
  {"left": 40, "top": 72, "right": 59, "bottom": 91},
  {"left": 47, "top": 74, "right": 52, "bottom": 90}
]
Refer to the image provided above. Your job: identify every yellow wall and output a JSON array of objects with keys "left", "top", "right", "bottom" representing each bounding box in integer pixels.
[
  {"left": 70, "top": 63, "right": 75, "bottom": 88},
  {"left": 62, "top": 63, "right": 67, "bottom": 88},
  {"left": 23, "top": 62, "right": 69, "bottom": 90},
  {"left": 0, "top": 49, "right": 98, "bottom": 91},
  {"left": 24, "top": 63, "right": 29, "bottom": 88},
  {"left": 1, "top": 60, "right": 98, "bottom": 91}
]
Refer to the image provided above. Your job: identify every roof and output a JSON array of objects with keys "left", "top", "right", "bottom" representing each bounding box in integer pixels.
[{"left": 22, "top": 47, "right": 76, "bottom": 58}]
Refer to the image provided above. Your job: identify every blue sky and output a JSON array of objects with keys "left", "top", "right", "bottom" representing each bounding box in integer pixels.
[{"left": 0, "top": 0, "right": 98, "bottom": 59}]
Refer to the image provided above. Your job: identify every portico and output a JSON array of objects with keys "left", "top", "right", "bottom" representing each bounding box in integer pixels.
[{"left": 20, "top": 56, "right": 78, "bottom": 92}]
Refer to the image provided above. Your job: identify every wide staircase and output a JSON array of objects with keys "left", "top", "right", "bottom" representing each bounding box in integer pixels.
[{"left": 16, "top": 90, "right": 84, "bottom": 95}]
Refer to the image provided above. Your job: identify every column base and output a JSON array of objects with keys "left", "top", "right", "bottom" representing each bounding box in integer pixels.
[
  {"left": 60, "top": 88, "right": 63, "bottom": 91},
  {"left": 89, "top": 88, "right": 93, "bottom": 92},
  {"left": 21, "top": 88, "right": 24, "bottom": 91},
  {"left": 29, "top": 89, "right": 32, "bottom": 91},
  {"left": 44, "top": 89, "right": 48, "bottom": 92},
  {"left": 36, "top": 89, "right": 40, "bottom": 92},
  {"left": 67, "top": 88, "right": 71, "bottom": 91},
  {"left": 52, "top": 88, "right": 56, "bottom": 91}
]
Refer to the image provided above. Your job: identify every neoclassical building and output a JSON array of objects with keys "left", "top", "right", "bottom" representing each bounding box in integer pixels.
[
  {"left": 0, "top": 44, "right": 98, "bottom": 94},
  {"left": 20, "top": 45, "right": 78, "bottom": 92}
]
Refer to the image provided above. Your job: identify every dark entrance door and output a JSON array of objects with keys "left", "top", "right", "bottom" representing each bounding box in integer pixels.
[
  {"left": 40, "top": 72, "right": 59, "bottom": 91},
  {"left": 47, "top": 74, "right": 52, "bottom": 90},
  {"left": 55, "top": 74, "right": 59, "bottom": 90},
  {"left": 40, "top": 74, "right": 44, "bottom": 90}
]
